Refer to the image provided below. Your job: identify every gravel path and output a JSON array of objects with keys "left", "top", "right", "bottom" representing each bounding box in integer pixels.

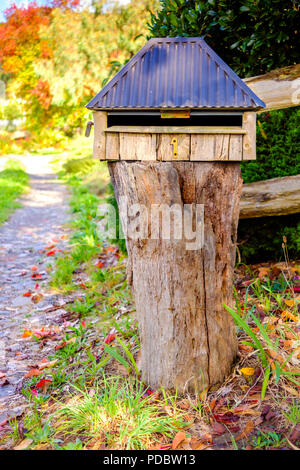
[{"left": 0, "top": 155, "right": 71, "bottom": 423}]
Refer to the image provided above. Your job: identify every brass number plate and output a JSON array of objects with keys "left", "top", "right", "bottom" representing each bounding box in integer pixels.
[{"left": 171, "top": 137, "right": 178, "bottom": 159}]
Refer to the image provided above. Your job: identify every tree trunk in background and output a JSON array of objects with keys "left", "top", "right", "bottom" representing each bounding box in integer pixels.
[
  {"left": 244, "top": 63, "right": 300, "bottom": 112},
  {"left": 240, "top": 174, "right": 300, "bottom": 219},
  {"left": 108, "top": 161, "right": 242, "bottom": 392}
]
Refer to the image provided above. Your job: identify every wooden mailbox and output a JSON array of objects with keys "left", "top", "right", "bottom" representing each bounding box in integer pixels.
[{"left": 86, "top": 37, "right": 265, "bottom": 392}]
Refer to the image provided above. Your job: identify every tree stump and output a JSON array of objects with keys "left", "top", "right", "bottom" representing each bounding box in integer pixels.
[{"left": 108, "top": 161, "right": 243, "bottom": 392}]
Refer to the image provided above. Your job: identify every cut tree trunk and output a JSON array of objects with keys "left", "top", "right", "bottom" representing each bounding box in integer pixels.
[
  {"left": 240, "top": 174, "right": 300, "bottom": 219},
  {"left": 244, "top": 64, "right": 300, "bottom": 112},
  {"left": 108, "top": 161, "right": 242, "bottom": 392}
]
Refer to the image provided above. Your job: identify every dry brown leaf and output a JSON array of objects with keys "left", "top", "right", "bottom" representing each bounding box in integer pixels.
[
  {"left": 13, "top": 438, "right": 33, "bottom": 450},
  {"left": 25, "top": 368, "right": 42, "bottom": 378},
  {"left": 235, "top": 421, "right": 254, "bottom": 442},
  {"left": 282, "top": 384, "right": 300, "bottom": 397},
  {"left": 38, "top": 359, "right": 58, "bottom": 370},
  {"left": 172, "top": 431, "right": 186, "bottom": 450}
]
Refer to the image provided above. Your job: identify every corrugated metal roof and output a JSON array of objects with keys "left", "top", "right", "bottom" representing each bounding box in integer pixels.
[{"left": 86, "top": 37, "right": 265, "bottom": 111}]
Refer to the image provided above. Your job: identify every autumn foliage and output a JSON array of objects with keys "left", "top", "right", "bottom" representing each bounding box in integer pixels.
[{"left": 0, "top": 0, "right": 156, "bottom": 147}]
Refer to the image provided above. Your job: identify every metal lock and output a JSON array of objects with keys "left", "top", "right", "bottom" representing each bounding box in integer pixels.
[{"left": 171, "top": 137, "right": 178, "bottom": 159}]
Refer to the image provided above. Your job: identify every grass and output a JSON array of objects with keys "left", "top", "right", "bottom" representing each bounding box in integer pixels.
[
  {"left": 0, "top": 159, "right": 29, "bottom": 224},
  {"left": 54, "top": 376, "right": 188, "bottom": 450},
  {"left": 49, "top": 153, "right": 110, "bottom": 292}
]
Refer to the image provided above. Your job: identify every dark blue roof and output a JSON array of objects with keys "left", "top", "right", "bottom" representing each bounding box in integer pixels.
[{"left": 86, "top": 37, "right": 265, "bottom": 111}]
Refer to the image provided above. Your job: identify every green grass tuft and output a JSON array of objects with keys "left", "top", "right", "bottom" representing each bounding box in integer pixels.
[{"left": 0, "top": 159, "right": 29, "bottom": 224}]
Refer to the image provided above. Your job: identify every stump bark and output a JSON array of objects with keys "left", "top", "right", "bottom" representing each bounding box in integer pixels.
[{"left": 108, "top": 161, "right": 243, "bottom": 392}]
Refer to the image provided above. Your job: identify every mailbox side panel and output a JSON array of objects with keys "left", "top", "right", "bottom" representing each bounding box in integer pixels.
[
  {"left": 93, "top": 112, "right": 107, "bottom": 160},
  {"left": 242, "top": 112, "right": 256, "bottom": 160}
]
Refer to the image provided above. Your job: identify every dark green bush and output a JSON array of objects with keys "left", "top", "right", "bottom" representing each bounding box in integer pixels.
[
  {"left": 149, "top": 0, "right": 300, "bottom": 77},
  {"left": 242, "top": 107, "right": 300, "bottom": 184},
  {"left": 149, "top": 0, "right": 300, "bottom": 262}
]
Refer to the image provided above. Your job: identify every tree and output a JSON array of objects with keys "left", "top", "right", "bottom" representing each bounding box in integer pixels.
[{"left": 148, "top": 0, "right": 300, "bottom": 77}]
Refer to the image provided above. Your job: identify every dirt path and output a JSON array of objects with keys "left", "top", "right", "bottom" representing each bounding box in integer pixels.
[{"left": 0, "top": 155, "right": 71, "bottom": 423}]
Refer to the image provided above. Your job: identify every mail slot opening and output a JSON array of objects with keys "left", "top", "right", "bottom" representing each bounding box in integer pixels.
[{"left": 107, "top": 111, "right": 243, "bottom": 128}]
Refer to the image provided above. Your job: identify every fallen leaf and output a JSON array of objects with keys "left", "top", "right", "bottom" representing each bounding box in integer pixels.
[
  {"left": 281, "top": 311, "right": 298, "bottom": 322},
  {"left": 239, "top": 344, "right": 254, "bottom": 353},
  {"left": 46, "top": 250, "right": 56, "bottom": 256},
  {"left": 23, "top": 292, "right": 32, "bottom": 297},
  {"left": 172, "top": 431, "right": 186, "bottom": 450},
  {"left": 104, "top": 333, "right": 116, "bottom": 344},
  {"left": 25, "top": 368, "right": 42, "bottom": 378},
  {"left": 235, "top": 421, "right": 254, "bottom": 441},
  {"left": 38, "top": 359, "right": 58, "bottom": 370},
  {"left": 211, "top": 421, "right": 226, "bottom": 435},
  {"left": 35, "top": 379, "right": 52, "bottom": 392},
  {"left": 45, "top": 244, "right": 55, "bottom": 250},
  {"left": 32, "top": 273, "right": 43, "bottom": 280},
  {"left": 289, "top": 424, "right": 300, "bottom": 443},
  {"left": 240, "top": 367, "right": 255, "bottom": 377},
  {"left": 13, "top": 438, "right": 33, "bottom": 450},
  {"left": 285, "top": 299, "right": 296, "bottom": 307},
  {"left": 22, "top": 330, "right": 33, "bottom": 338}
]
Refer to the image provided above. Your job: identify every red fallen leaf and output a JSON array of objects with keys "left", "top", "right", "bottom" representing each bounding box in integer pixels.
[
  {"left": 45, "top": 244, "right": 55, "bottom": 250},
  {"left": 46, "top": 250, "right": 56, "bottom": 256},
  {"left": 32, "top": 273, "right": 42, "bottom": 280},
  {"left": 23, "top": 292, "right": 32, "bottom": 297},
  {"left": 104, "top": 333, "right": 116, "bottom": 344},
  {"left": 293, "top": 287, "right": 300, "bottom": 293},
  {"left": 55, "top": 342, "right": 67, "bottom": 351},
  {"left": 211, "top": 421, "right": 226, "bottom": 435},
  {"left": 35, "top": 283, "right": 40, "bottom": 290},
  {"left": 33, "top": 328, "right": 52, "bottom": 339},
  {"left": 289, "top": 424, "right": 300, "bottom": 443},
  {"left": 36, "top": 379, "right": 52, "bottom": 389},
  {"left": 30, "top": 388, "right": 38, "bottom": 396},
  {"left": 143, "top": 388, "right": 155, "bottom": 398},
  {"left": 96, "top": 262, "right": 105, "bottom": 268},
  {"left": 107, "top": 247, "right": 115, "bottom": 252},
  {"left": 81, "top": 320, "right": 86, "bottom": 328},
  {"left": 213, "top": 413, "right": 240, "bottom": 424},
  {"left": 31, "top": 265, "right": 38, "bottom": 271},
  {"left": 25, "top": 368, "right": 42, "bottom": 378},
  {"left": 31, "top": 294, "right": 42, "bottom": 304}
]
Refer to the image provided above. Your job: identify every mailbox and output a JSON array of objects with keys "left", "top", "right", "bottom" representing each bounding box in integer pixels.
[
  {"left": 86, "top": 37, "right": 265, "bottom": 162},
  {"left": 85, "top": 37, "right": 266, "bottom": 392}
]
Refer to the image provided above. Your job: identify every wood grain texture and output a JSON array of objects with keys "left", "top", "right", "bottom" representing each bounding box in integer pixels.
[
  {"left": 244, "top": 63, "right": 300, "bottom": 112},
  {"left": 93, "top": 111, "right": 107, "bottom": 160},
  {"left": 157, "top": 134, "right": 190, "bottom": 161},
  {"left": 242, "top": 112, "right": 256, "bottom": 160},
  {"left": 105, "top": 125, "right": 246, "bottom": 134},
  {"left": 108, "top": 161, "right": 242, "bottom": 392},
  {"left": 119, "top": 133, "right": 156, "bottom": 160},
  {"left": 106, "top": 132, "right": 119, "bottom": 160},
  {"left": 240, "top": 174, "right": 300, "bottom": 218}
]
